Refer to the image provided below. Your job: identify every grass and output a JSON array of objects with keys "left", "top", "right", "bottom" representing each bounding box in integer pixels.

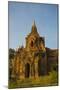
[{"left": 8, "top": 71, "right": 58, "bottom": 89}]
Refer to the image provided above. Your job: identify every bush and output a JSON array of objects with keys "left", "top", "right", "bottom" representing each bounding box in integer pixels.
[{"left": 9, "top": 70, "right": 58, "bottom": 88}]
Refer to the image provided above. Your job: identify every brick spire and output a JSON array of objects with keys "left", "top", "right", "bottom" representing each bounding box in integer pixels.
[{"left": 31, "top": 20, "right": 37, "bottom": 33}]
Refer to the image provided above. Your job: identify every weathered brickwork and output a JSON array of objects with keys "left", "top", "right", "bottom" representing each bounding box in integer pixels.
[{"left": 11, "top": 21, "right": 47, "bottom": 80}]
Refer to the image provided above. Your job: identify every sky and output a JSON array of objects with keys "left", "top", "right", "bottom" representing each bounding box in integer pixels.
[{"left": 8, "top": 2, "right": 58, "bottom": 49}]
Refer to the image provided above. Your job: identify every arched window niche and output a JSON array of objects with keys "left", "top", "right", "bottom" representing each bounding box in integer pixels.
[{"left": 31, "top": 40, "right": 34, "bottom": 47}]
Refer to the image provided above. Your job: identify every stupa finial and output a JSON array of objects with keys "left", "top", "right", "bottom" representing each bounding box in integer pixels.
[
  {"left": 33, "top": 20, "right": 35, "bottom": 26},
  {"left": 31, "top": 20, "right": 37, "bottom": 33}
]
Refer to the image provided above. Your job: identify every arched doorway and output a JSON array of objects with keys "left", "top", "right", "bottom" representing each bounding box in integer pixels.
[
  {"left": 25, "top": 63, "right": 30, "bottom": 78},
  {"left": 38, "top": 60, "right": 41, "bottom": 76},
  {"left": 38, "top": 59, "right": 46, "bottom": 76}
]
